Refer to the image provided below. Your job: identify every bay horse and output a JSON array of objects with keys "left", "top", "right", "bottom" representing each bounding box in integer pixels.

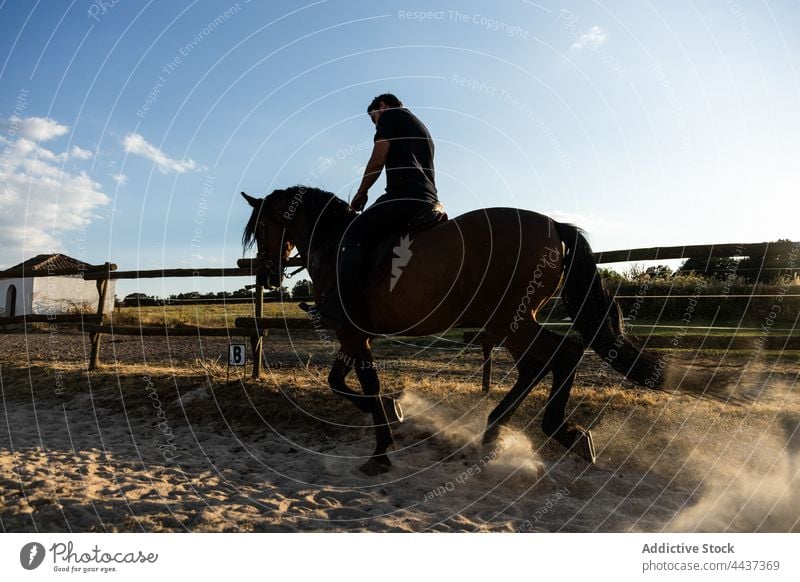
[{"left": 241, "top": 186, "right": 719, "bottom": 475}]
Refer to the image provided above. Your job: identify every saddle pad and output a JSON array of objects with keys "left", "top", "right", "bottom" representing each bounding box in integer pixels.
[{"left": 364, "top": 211, "right": 447, "bottom": 290}]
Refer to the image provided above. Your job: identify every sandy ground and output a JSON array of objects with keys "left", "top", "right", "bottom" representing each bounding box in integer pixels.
[{"left": 1, "top": 328, "right": 799, "bottom": 532}]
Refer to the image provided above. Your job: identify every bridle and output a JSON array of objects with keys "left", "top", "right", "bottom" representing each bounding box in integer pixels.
[{"left": 254, "top": 218, "right": 305, "bottom": 287}]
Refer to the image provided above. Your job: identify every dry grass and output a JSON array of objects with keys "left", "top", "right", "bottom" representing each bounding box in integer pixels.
[
  {"left": 2, "top": 330, "right": 799, "bottom": 532},
  {"left": 109, "top": 301, "right": 308, "bottom": 327}
]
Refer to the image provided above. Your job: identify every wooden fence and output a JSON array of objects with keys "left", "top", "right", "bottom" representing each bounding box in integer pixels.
[{"left": 0, "top": 240, "right": 797, "bottom": 387}]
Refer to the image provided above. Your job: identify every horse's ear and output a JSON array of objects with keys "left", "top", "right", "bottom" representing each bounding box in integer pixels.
[{"left": 241, "top": 191, "right": 261, "bottom": 208}]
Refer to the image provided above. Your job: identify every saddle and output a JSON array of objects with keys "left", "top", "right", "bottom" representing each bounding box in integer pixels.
[{"left": 364, "top": 202, "right": 448, "bottom": 289}]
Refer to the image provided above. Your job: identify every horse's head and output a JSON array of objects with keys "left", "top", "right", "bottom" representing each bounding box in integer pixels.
[
  {"left": 242, "top": 185, "right": 355, "bottom": 288},
  {"left": 241, "top": 190, "right": 295, "bottom": 288}
]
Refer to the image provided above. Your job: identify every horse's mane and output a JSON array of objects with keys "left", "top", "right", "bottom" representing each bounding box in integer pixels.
[
  {"left": 242, "top": 185, "right": 354, "bottom": 251},
  {"left": 242, "top": 198, "right": 263, "bottom": 251}
]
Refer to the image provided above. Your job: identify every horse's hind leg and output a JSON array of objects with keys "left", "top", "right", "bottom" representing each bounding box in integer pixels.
[
  {"left": 541, "top": 335, "right": 596, "bottom": 463},
  {"left": 485, "top": 321, "right": 595, "bottom": 463},
  {"left": 483, "top": 355, "right": 549, "bottom": 447}
]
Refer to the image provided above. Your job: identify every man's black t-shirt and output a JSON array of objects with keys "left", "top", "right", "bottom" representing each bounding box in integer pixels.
[{"left": 373, "top": 108, "right": 437, "bottom": 202}]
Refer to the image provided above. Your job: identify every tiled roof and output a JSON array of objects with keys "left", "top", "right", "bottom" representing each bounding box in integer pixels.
[{"left": 2, "top": 253, "right": 92, "bottom": 274}]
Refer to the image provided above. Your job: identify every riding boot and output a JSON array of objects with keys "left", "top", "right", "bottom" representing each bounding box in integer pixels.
[{"left": 313, "top": 240, "right": 365, "bottom": 330}]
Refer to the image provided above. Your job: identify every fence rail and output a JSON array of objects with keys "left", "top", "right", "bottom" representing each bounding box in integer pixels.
[
  {"left": 82, "top": 324, "right": 267, "bottom": 337},
  {"left": 3, "top": 239, "right": 797, "bottom": 382},
  {"left": 0, "top": 263, "right": 117, "bottom": 279},
  {"left": 83, "top": 267, "right": 255, "bottom": 280},
  {"left": 0, "top": 314, "right": 103, "bottom": 326},
  {"left": 592, "top": 241, "right": 790, "bottom": 264}
]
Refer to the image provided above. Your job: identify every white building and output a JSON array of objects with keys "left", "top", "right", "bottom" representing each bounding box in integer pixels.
[{"left": 0, "top": 254, "right": 115, "bottom": 318}]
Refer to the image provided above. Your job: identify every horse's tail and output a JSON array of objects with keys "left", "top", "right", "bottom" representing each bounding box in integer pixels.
[{"left": 553, "top": 222, "right": 726, "bottom": 398}]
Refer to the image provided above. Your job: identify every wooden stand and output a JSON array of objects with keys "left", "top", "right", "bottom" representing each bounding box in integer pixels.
[{"left": 88, "top": 271, "right": 110, "bottom": 371}]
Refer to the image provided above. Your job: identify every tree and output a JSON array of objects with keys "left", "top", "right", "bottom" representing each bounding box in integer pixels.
[
  {"left": 264, "top": 286, "right": 289, "bottom": 299},
  {"left": 738, "top": 239, "right": 800, "bottom": 283},
  {"left": 678, "top": 256, "right": 739, "bottom": 280},
  {"left": 645, "top": 265, "right": 673, "bottom": 279},
  {"left": 123, "top": 293, "right": 159, "bottom": 306},
  {"left": 292, "top": 279, "right": 314, "bottom": 298},
  {"left": 230, "top": 287, "right": 253, "bottom": 298},
  {"left": 598, "top": 268, "right": 623, "bottom": 281}
]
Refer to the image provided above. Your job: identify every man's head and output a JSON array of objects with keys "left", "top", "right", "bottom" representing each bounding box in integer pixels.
[{"left": 367, "top": 93, "right": 403, "bottom": 125}]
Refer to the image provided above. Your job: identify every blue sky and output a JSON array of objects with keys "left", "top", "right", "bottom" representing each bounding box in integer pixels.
[{"left": 1, "top": 0, "right": 798, "bottom": 297}]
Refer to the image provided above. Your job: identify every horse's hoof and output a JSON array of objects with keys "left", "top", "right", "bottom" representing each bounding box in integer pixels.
[
  {"left": 481, "top": 426, "right": 504, "bottom": 459},
  {"left": 359, "top": 457, "right": 392, "bottom": 476},
  {"left": 571, "top": 427, "right": 596, "bottom": 464},
  {"left": 381, "top": 396, "right": 404, "bottom": 424},
  {"left": 482, "top": 425, "right": 500, "bottom": 448}
]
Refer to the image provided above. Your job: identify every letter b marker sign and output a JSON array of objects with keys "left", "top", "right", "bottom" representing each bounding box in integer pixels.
[{"left": 228, "top": 344, "right": 246, "bottom": 366}]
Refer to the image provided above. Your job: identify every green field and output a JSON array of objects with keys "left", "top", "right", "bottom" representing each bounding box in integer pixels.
[
  {"left": 108, "top": 303, "right": 797, "bottom": 344},
  {"left": 110, "top": 301, "right": 308, "bottom": 328}
]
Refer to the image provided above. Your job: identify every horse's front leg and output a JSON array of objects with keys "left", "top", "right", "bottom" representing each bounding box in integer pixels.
[
  {"left": 328, "top": 350, "right": 404, "bottom": 420},
  {"left": 327, "top": 352, "right": 372, "bottom": 412},
  {"left": 353, "top": 353, "right": 396, "bottom": 475},
  {"left": 336, "top": 330, "right": 404, "bottom": 476}
]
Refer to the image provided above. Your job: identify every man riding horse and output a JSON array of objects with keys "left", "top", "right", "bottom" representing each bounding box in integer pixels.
[
  {"left": 313, "top": 93, "right": 440, "bottom": 330},
  {"left": 240, "top": 95, "right": 736, "bottom": 476}
]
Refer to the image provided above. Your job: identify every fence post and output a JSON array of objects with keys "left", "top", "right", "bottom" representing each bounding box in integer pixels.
[
  {"left": 250, "top": 284, "right": 264, "bottom": 379},
  {"left": 88, "top": 266, "right": 110, "bottom": 371}
]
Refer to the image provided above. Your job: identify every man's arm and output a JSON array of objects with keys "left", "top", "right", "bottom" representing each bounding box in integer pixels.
[{"left": 351, "top": 139, "right": 389, "bottom": 211}]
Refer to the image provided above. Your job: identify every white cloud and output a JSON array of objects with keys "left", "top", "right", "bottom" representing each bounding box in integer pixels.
[
  {"left": 571, "top": 25, "right": 607, "bottom": 50},
  {"left": 70, "top": 145, "right": 93, "bottom": 160},
  {"left": 0, "top": 116, "right": 109, "bottom": 266},
  {"left": 111, "top": 173, "right": 128, "bottom": 185},
  {"left": 123, "top": 132, "right": 199, "bottom": 174},
  {"left": 13, "top": 116, "right": 70, "bottom": 141}
]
